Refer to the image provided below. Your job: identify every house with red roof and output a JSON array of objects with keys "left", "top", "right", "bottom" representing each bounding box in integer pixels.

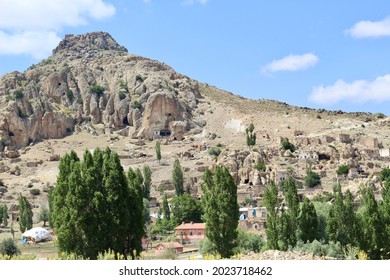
[{"left": 175, "top": 222, "right": 206, "bottom": 244}]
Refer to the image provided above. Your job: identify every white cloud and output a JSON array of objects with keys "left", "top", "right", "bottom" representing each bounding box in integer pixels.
[
  {"left": 181, "top": 0, "right": 209, "bottom": 5},
  {"left": 262, "top": 53, "right": 319, "bottom": 74},
  {"left": 309, "top": 75, "right": 390, "bottom": 105},
  {"left": 0, "top": 0, "right": 115, "bottom": 58},
  {"left": 347, "top": 17, "right": 390, "bottom": 38}
]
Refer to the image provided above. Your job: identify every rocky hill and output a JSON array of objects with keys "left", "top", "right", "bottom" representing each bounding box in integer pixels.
[
  {"left": 0, "top": 32, "right": 205, "bottom": 152},
  {"left": 0, "top": 32, "right": 389, "bottom": 224}
]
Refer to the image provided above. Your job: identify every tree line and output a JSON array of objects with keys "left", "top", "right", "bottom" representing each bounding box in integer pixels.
[{"left": 264, "top": 168, "right": 390, "bottom": 259}]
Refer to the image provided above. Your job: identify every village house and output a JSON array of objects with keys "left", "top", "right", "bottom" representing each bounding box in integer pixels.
[
  {"left": 380, "top": 148, "right": 390, "bottom": 158},
  {"left": 154, "top": 242, "right": 184, "bottom": 255},
  {"left": 360, "top": 137, "right": 379, "bottom": 149},
  {"left": 175, "top": 222, "right": 206, "bottom": 245},
  {"left": 339, "top": 134, "right": 352, "bottom": 144},
  {"left": 298, "top": 151, "right": 319, "bottom": 161}
]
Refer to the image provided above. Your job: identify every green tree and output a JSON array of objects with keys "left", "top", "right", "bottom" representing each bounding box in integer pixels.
[
  {"left": 280, "top": 177, "right": 300, "bottom": 249},
  {"left": 51, "top": 149, "right": 144, "bottom": 259},
  {"left": 126, "top": 167, "right": 145, "bottom": 259},
  {"left": 201, "top": 166, "right": 239, "bottom": 258},
  {"left": 1, "top": 205, "right": 8, "bottom": 227},
  {"left": 162, "top": 193, "right": 171, "bottom": 221},
  {"left": 336, "top": 164, "right": 349, "bottom": 176},
  {"left": 380, "top": 179, "right": 390, "bottom": 259},
  {"left": 246, "top": 122, "right": 256, "bottom": 149},
  {"left": 357, "top": 187, "right": 384, "bottom": 259},
  {"left": 143, "top": 165, "right": 152, "bottom": 200},
  {"left": 39, "top": 206, "right": 49, "bottom": 227},
  {"left": 170, "top": 193, "right": 202, "bottom": 225},
  {"left": 172, "top": 159, "right": 184, "bottom": 196},
  {"left": 281, "top": 138, "right": 295, "bottom": 152},
  {"left": 0, "top": 238, "right": 20, "bottom": 258},
  {"left": 381, "top": 168, "right": 390, "bottom": 182},
  {"left": 155, "top": 141, "right": 161, "bottom": 164},
  {"left": 263, "top": 181, "right": 279, "bottom": 250},
  {"left": 298, "top": 198, "right": 318, "bottom": 243},
  {"left": 304, "top": 163, "right": 321, "bottom": 188},
  {"left": 18, "top": 194, "right": 33, "bottom": 233},
  {"left": 327, "top": 184, "right": 358, "bottom": 248}
]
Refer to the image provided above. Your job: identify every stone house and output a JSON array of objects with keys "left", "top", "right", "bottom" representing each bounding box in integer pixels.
[
  {"left": 321, "top": 135, "right": 335, "bottom": 143},
  {"left": 360, "top": 137, "right": 379, "bottom": 149},
  {"left": 175, "top": 222, "right": 206, "bottom": 245},
  {"left": 339, "top": 134, "right": 351, "bottom": 144},
  {"left": 298, "top": 151, "right": 319, "bottom": 161},
  {"left": 275, "top": 170, "right": 288, "bottom": 185},
  {"left": 8, "top": 204, "right": 18, "bottom": 222}
]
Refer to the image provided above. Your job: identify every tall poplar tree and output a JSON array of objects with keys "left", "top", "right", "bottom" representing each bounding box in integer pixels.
[
  {"left": 51, "top": 148, "right": 144, "bottom": 259},
  {"left": 358, "top": 187, "right": 384, "bottom": 259},
  {"left": 143, "top": 165, "right": 152, "bottom": 200},
  {"left": 263, "top": 181, "right": 279, "bottom": 250},
  {"left": 172, "top": 159, "right": 184, "bottom": 196},
  {"left": 201, "top": 165, "right": 239, "bottom": 258},
  {"left": 298, "top": 198, "right": 318, "bottom": 243},
  {"left": 18, "top": 194, "right": 33, "bottom": 233},
  {"left": 281, "top": 177, "right": 300, "bottom": 248}
]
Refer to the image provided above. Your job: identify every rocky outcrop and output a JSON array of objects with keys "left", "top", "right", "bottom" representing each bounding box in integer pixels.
[{"left": 0, "top": 32, "right": 205, "bottom": 151}]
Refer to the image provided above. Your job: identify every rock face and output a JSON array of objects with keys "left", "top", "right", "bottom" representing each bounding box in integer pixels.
[{"left": 0, "top": 32, "right": 205, "bottom": 151}]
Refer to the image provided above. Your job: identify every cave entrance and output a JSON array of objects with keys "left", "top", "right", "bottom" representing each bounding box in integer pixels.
[
  {"left": 123, "top": 116, "right": 129, "bottom": 126},
  {"left": 319, "top": 153, "right": 331, "bottom": 161},
  {"left": 160, "top": 130, "right": 171, "bottom": 137}
]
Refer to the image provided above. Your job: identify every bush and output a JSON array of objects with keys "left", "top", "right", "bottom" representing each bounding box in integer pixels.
[
  {"left": 118, "top": 91, "right": 126, "bottom": 100},
  {"left": 292, "top": 240, "right": 344, "bottom": 259},
  {"left": 380, "top": 168, "right": 390, "bottom": 182},
  {"left": 14, "top": 89, "right": 24, "bottom": 100},
  {"left": 132, "top": 100, "right": 142, "bottom": 110},
  {"left": 336, "top": 164, "right": 349, "bottom": 176},
  {"left": 135, "top": 74, "right": 144, "bottom": 82},
  {"left": 30, "top": 189, "right": 41, "bottom": 196},
  {"left": 304, "top": 171, "right": 321, "bottom": 188},
  {"left": 90, "top": 85, "right": 105, "bottom": 95},
  {"left": 0, "top": 238, "right": 20, "bottom": 258},
  {"left": 208, "top": 147, "right": 221, "bottom": 157},
  {"left": 281, "top": 138, "right": 295, "bottom": 152},
  {"left": 67, "top": 90, "right": 74, "bottom": 102},
  {"left": 254, "top": 163, "right": 266, "bottom": 171},
  {"left": 235, "top": 229, "right": 265, "bottom": 254}
]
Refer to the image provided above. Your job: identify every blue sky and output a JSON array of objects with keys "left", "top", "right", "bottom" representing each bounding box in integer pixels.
[{"left": 1, "top": 0, "right": 390, "bottom": 115}]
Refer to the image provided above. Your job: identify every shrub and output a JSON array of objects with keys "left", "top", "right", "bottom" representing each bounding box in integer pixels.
[
  {"left": 14, "top": 89, "right": 24, "bottom": 100},
  {"left": 90, "top": 85, "right": 105, "bottom": 95},
  {"left": 375, "top": 112, "right": 385, "bottom": 119},
  {"left": 305, "top": 171, "right": 321, "bottom": 188},
  {"left": 0, "top": 238, "right": 20, "bottom": 258},
  {"left": 135, "top": 74, "right": 144, "bottom": 82},
  {"left": 235, "top": 230, "right": 265, "bottom": 254},
  {"left": 118, "top": 91, "right": 126, "bottom": 100},
  {"left": 336, "top": 164, "right": 349, "bottom": 176},
  {"left": 30, "top": 189, "right": 41, "bottom": 196},
  {"left": 208, "top": 147, "right": 221, "bottom": 157},
  {"left": 132, "top": 100, "right": 142, "bottom": 110},
  {"left": 67, "top": 90, "right": 74, "bottom": 102},
  {"left": 380, "top": 168, "right": 390, "bottom": 182},
  {"left": 281, "top": 138, "right": 295, "bottom": 152},
  {"left": 254, "top": 163, "right": 266, "bottom": 171}
]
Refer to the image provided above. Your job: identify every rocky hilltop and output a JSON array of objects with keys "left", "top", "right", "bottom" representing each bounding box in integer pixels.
[{"left": 0, "top": 32, "right": 204, "bottom": 152}]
